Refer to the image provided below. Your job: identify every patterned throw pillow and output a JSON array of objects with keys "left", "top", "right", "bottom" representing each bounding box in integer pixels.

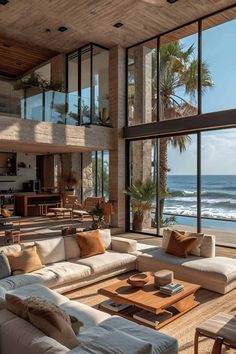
[{"left": 0, "top": 252, "right": 11, "bottom": 279}]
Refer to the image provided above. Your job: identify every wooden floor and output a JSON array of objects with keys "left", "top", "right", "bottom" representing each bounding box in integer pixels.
[
  {"left": 1, "top": 216, "right": 236, "bottom": 353},
  {"left": 66, "top": 270, "right": 236, "bottom": 354}
]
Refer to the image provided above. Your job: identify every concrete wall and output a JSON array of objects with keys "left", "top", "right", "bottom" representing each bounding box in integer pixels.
[{"left": 0, "top": 115, "right": 115, "bottom": 152}]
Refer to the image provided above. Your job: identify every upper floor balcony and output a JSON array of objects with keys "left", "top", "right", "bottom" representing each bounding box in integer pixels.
[{"left": 0, "top": 44, "right": 110, "bottom": 127}]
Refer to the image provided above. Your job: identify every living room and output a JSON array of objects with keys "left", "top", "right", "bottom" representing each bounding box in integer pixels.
[{"left": 0, "top": 0, "right": 236, "bottom": 353}]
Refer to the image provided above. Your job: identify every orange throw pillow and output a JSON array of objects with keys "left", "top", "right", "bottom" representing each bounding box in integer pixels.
[
  {"left": 6, "top": 246, "right": 44, "bottom": 274},
  {"left": 76, "top": 230, "right": 105, "bottom": 258},
  {"left": 166, "top": 230, "right": 197, "bottom": 258}
]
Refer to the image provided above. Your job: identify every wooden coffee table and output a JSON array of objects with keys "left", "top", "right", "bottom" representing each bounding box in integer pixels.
[{"left": 98, "top": 272, "right": 200, "bottom": 329}]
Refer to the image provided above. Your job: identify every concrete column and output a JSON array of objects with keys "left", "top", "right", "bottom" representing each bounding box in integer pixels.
[
  {"left": 134, "top": 46, "right": 153, "bottom": 124},
  {"left": 109, "top": 46, "right": 126, "bottom": 232},
  {"left": 82, "top": 152, "right": 93, "bottom": 199}
]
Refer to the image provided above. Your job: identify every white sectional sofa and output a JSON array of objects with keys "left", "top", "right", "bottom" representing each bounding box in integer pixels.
[
  {"left": 0, "top": 232, "right": 137, "bottom": 302},
  {"left": 0, "top": 229, "right": 178, "bottom": 354},
  {"left": 0, "top": 284, "right": 178, "bottom": 354},
  {"left": 137, "top": 231, "right": 236, "bottom": 294}
]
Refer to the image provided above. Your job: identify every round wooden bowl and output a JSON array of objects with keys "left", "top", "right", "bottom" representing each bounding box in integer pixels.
[{"left": 127, "top": 273, "right": 150, "bottom": 288}]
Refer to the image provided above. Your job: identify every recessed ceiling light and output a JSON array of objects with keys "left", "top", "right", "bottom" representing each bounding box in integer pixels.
[
  {"left": 0, "top": 0, "right": 9, "bottom": 5},
  {"left": 113, "top": 22, "right": 124, "bottom": 28},
  {"left": 167, "top": 0, "right": 178, "bottom": 3},
  {"left": 58, "top": 26, "right": 68, "bottom": 32},
  {"left": 45, "top": 28, "right": 51, "bottom": 33}
]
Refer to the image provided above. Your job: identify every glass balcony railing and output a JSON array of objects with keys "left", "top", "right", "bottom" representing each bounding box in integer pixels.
[{"left": 0, "top": 87, "right": 110, "bottom": 127}]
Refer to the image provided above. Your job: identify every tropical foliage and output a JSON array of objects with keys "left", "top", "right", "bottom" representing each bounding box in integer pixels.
[{"left": 124, "top": 179, "right": 156, "bottom": 231}]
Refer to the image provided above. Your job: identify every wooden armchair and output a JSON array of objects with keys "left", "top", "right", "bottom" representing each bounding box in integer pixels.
[
  {"left": 195, "top": 313, "right": 236, "bottom": 354},
  {"left": 72, "top": 197, "right": 104, "bottom": 220}
]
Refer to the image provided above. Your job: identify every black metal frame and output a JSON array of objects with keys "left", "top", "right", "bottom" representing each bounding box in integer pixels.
[
  {"left": 125, "top": 5, "right": 236, "bottom": 240},
  {"left": 66, "top": 43, "right": 109, "bottom": 126}
]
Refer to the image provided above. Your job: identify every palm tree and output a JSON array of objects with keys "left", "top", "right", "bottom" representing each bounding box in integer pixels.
[{"left": 156, "top": 41, "right": 213, "bottom": 220}]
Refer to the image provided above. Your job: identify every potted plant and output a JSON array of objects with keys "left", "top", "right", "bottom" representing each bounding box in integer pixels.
[
  {"left": 89, "top": 203, "right": 105, "bottom": 229},
  {"left": 124, "top": 179, "right": 156, "bottom": 232},
  {"left": 59, "top": 172, "right": 79, "bottom": 195}
]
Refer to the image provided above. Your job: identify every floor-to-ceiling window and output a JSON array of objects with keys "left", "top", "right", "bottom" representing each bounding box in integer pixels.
[
  {"left": 67, "top": 44, "right": 110, "bottom": 126},
  {"left": 125, "top": 5, "right": 236, "bottom": 247},
  {"left": 85, "top": 150, "right": 109, "bottom": 201}
]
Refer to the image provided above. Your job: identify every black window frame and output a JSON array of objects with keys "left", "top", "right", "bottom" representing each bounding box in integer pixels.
[
  {"left": 66, "top": 43, "right": 109, "bottom": 126},
  {"left": 124, "top": 4, "right": 236, "bottom": 247}
]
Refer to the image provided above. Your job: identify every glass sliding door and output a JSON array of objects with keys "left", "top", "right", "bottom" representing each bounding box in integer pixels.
[
  {"left": 159, "top": 133, "right": 197, "bottom": 234},
  {"left": 130, "top": 139, "right": 157, "bottom": 234},
  {"left": 201, "top": 129, "right": 236, "bottom": 246}
]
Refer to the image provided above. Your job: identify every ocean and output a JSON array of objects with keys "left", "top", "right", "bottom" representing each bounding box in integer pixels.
[{"left": 162, "top": 175, "right": 236, "bottom": 232}]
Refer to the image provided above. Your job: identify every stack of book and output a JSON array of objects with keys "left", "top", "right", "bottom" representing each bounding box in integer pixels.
[
  {"left": 133, "top": 310, "right": 172, "bottom": 327},
  {"left": 159, "top": 283, "right": 184, "bottom": 296}
]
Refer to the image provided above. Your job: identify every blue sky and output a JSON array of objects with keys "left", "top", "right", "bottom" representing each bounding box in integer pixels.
[{"left": 168, "top": 18, "right": 236, "bottom": 175}]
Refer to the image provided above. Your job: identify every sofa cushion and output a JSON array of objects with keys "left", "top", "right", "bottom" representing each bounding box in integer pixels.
[
  {"left": 6, "top": 246, "right": 44, "bottom": 275},
  {"left": 76, "top": 251, "right": 137, "bottom": 274},
  {"left": 46, "top": 262, "right": 91, "bottom": 285},
  {"left": 70, "top": 329, "right": 153, "bottom": 354},
  {"left": 0, "top": 314, "right": 68, "bottom": 354},
  {"left": 166, "top": 231, "right": 197, "bottom": 258},
  {"left": 111, "top": 237, "right": 137, "bottom": 254},
  {"left": 27, "top": 297, "right": 80, "bottom": 350},
  {"left": 60, "top": 300, "right": 110, "bottom": 331},
  {"left": 100, "top": 316, "right": 178, "bottom": 354},
  {"left": 35, "top": 238, "right": 65, "bottom": 265},
  {"left": 0, "top": 253, "right": 11, "bottom": 279},
  {"left": 0, "top": 273, "right": 46, "bottom": 293},
  {"left": 183, "top": 256, "right": 236, "bottom": 283},
  {"left": 64, "top": 236, "right": 80, "bottom": 260},
  {"left": 7, "top": 283, "right": 68, "bottom": 306},
  {"left": 77, "top": 230, "right": 106, "bottom": 258},
  {"left": 0, "top": 244, "right": 21, "bottom": 254}
]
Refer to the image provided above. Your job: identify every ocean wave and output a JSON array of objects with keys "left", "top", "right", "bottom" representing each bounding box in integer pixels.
[
  {"left": 163, "top": 206, "right": 236, "bottom": 220},
  {"left": 170, "top": 190, "right": 236, "bottom": 199},
  {"left": 167, "top": 197, "right": 236, "bottom": 206}
]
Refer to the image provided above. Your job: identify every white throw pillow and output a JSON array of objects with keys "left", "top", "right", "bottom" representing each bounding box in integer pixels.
[
  {"left": 64, "top": 236, "right": 80, "bottom": 260},
  {"left": 99, "top": 229, "right": 111, "bottom": 249},
  {"left": 35, "top": 237, "right": 65, "bottom": 265},
  {"left": 200, "top": 234, "right": 215, "bottom": 258},
  {"left": 184, "top": 232, "right": 204, "bottom": 256},
  {"left": 162, "top": 228, "right": 172, "bottom": 250}
]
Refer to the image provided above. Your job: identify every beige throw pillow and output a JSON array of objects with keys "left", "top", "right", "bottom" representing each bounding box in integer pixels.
[
  {"left": 184, "top": 232, "right": 204, "bottom": 256},
  {"left": 6, "top": 246, "right": 44, "bottom": 274}
]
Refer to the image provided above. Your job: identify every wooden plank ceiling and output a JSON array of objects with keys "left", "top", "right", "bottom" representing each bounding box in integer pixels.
[{"left": 0, "top": 0, "right": 235, "bottom": 77}]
